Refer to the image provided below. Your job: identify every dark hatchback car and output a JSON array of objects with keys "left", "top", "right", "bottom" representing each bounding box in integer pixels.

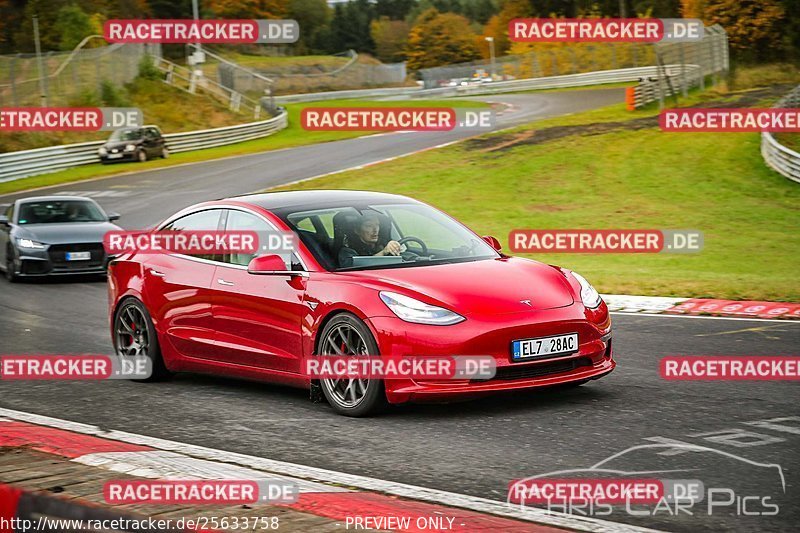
[
  {"left": 0, "top": 196, "right": 121, "bottom": 281},
  {"left": 98, "top": 125, "right": 168, "bottom": 163}
]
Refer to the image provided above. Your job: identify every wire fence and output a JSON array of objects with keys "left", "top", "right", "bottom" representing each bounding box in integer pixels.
[
  {"left": 420, "top": 25, "right": 728, "bottom": 99},
  {"left": 419, "top": 43, "right": 657, "bottom": 89},
  {"left": 630, "top": 25, "right": 729, "bottom": 109},
  {"left": 195, "top": 47, "right": 407, "bottom": 98},
  {"left": 0, "top": 42, "right": 160, "bottom": 108}
]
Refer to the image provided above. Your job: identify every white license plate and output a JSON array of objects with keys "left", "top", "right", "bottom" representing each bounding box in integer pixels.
[
  {"left": 512, "top": 333, "right": 578, "bottom": 361},
  {"left": 65, "top": 251, "right": 91, "bottom": 261},
  {"left": 107, "top": 153, "right": 123, "bottom": 159}
]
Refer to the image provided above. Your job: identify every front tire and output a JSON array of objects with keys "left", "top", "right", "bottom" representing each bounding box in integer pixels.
[
  {"left": 113, "top": 298, "right": 171, "bottom": 382},
  {"left": 5, "top": 248, "right": 18, "bottom": 283},
  {"left": 136, "top": 149, "right": 147, "bottom": 163},
  {"left": 316, "top": 313, "right": 387, "bottom": 417}
]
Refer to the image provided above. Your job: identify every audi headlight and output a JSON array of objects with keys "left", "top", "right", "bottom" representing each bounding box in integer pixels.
[
  {"left": 571, "top": 272, "right": 602, "bottom": 309},
  {"left": 16, "top": 238, "right": 46, "bottom": 250},
  {"left": 98, "top": 146, "right": 107, "bottom": 155},
  {"left": 124, "top": 144, "right": 136, "bottom": 152},
  {"left": 379, "top": 291, "right": 464, "bottom": 325}
]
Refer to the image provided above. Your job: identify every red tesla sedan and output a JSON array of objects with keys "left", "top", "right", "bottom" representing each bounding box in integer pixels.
[{"left": 108, "top": 190, "right": 614, "bottom": 416}]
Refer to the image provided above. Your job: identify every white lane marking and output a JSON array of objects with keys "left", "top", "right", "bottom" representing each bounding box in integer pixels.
[
  {"left": 55, "top": 190, "right": 131, "bottom": 198},
  {"left": 272, "top": 139, "right": 465, "bottom": 191},
  {"left": 602, "top": 294, "right": 687, "bottom": 313},
  {"left": 73, "top": 450, "right": 347, "bottom": 493},
  {"left": 0, "top": 408, "right": 661, "bottom": 533},
  {"left": 610, "top": 312, "right": 800, "bottom": 324}
]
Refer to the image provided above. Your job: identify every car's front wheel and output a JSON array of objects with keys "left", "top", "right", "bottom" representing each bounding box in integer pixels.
[
  {"left": 137, "top": 149, "right": 147, "bottom": 162},
  {"left": 113, "top": 298, "right": 171, "bottom": 382},
  {"left": 317, "top": 313, "right": 387, "bottom": 417},
  {"left": 5, "top": 248, "right": 18, "bottom": 283}
]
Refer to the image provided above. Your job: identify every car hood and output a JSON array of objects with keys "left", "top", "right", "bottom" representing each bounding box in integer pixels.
[
  {"left": 348, "top": 257, "right": 575, "bottom": 314},
  {"left": 103, "top": 140, "right": 141, "bottom": 149},
  {"left": 16, "top": 222, "right": 120, "bottom": 245}
]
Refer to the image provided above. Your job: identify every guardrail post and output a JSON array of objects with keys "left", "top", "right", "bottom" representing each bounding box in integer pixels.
[
  {"left": 679, "top": 44, "right": 688, "bottom": 98},
  {"left": 9, "top": 55, "right": 19, "bottom": 107}
]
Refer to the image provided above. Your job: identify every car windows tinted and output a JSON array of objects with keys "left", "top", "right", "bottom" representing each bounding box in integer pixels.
[
  {"left": 109, "top": 129, "right": 142, "bottom": 141},
  {"left": 17, "top": 200, "right": 106, "bottom": 225}
]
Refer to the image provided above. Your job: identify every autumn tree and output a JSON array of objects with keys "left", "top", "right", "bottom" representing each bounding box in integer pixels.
[
  {"left": 55, "top": 5, "right": 94, "bottom": 50},
  {"left": 288, "top": 0, "right": 331, "bottom": 52},
  {"left": 481, "top": 0, "right": 531, "bottom": 58},
  {"left": 406, "top": 9, "right": 481, "bottom": 70},
  {"left": 681, "top": 0, "right": 785, "bottom": 58},
  {"left": 205, "top": 0, "right": 287, "bottom": 19},
  {"left": 371, "top": 17, "right": 410, "bottom": 62}
]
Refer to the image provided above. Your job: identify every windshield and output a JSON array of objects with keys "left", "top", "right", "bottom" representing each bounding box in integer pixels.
[
  {"left": 281, "top": 202, "right": 498, "bottom": 271},
  {"left": 109, "top": 129, "right": 142, "bottom": 142},
  {"left": 17, "top": 200, "right": 107, "bottom": 225}
]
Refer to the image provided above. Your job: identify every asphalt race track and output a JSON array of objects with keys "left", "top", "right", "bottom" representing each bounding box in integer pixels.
[{"left": 1, "top": 88, "right": 798, "bottom": 532}]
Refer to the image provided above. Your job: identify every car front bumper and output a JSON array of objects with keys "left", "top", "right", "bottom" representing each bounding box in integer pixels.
[
  {"left": 366, "top": 302, "right": 614, "bottom": 404},
  {"left": 99, "top": 152, "right": 137, "bottom": 163},
  {"left": 12, "top": 244, "right": 110, "bottom": 277}
]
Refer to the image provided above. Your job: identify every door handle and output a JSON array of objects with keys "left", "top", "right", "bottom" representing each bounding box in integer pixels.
[
  {"left": 217, "top": 279, "right": 234, "bottom": 286},
  {"left": 149, "top": 268, "right": 165, "bottom": 277}
]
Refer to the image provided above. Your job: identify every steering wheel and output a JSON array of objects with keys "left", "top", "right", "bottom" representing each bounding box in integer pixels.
[{"left": 398, "top": 236, "right": 428, "bottom": 255}]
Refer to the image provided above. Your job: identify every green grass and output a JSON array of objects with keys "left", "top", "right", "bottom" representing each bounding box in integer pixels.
[
  {"left": 271, "top": 99, "right": 800, "bottom": 301},
  {"left": 0, "top": 98, "right": 487, "bottom": 196}
]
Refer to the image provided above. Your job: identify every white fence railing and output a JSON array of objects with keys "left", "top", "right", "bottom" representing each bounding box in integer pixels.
[
  {"left": 0, "top": 109, "right": 288, "bottom": 183},
  {"left": 761, "top": 85, "right": 800, "bottom": 184}
]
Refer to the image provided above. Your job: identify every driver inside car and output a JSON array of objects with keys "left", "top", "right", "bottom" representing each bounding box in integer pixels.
[{"left": 338, "top": 212, "right": 402, "bottom": 267}]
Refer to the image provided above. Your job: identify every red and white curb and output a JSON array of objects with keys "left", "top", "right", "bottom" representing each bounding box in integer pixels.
[
  {"left": 0, "top": 408, "right": 662, "bottom": 533},
  {"left": 603, "top": 294, "right": 800, "bottom": 321}
]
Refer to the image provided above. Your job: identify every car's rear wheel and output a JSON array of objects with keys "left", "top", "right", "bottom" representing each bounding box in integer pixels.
[
  {"left": 317, "top": 314, "right": 387, "bottom": 417},
  {"left": 113, "top": 298, "right": 171, "bottom": 382},
  {"left": 5, "top": 248, "right": 18, "bottom": 283},
  {"left": 161, "top": 147, "right": 169, "bottom": 159},
  {"left": 137, "top": 149, "right": 147, "bottom": 162}
]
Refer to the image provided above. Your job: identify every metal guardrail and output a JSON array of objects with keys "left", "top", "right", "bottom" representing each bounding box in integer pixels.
[
  {"left": 274, "top": 66, "right": 676, "bottom": 104},
  {"left": 761, "top": 85, "right": 800, "bottom": 184},
  {"left": 0, "top": 108, "right": 288, "bottom": 183}
]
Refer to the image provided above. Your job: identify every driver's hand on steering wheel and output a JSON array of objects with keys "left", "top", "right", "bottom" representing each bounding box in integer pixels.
[{"left": 380, "top": 240, "right": 402, "bottom": 256}]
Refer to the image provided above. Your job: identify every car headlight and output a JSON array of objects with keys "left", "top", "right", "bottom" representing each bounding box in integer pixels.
[
  {"left": 98, "top": 147, "right": 107, "bottom": 155},
  {"left": 124, "top": 144, "right": 136, "bottom": 152},
  {"left": 571, "top": 272, "right": 602, "bottom": 309},
  {"left": 16, "top": 238, "right": 46, "bottom": 250},
  {"left": 379, "top": 291, "right": 464, "bottom": 325}
]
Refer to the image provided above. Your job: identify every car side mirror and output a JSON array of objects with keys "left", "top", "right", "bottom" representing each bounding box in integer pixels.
[
  {"left": 108, "top": 212, "right": 121, "bottom": 222},
  {"left": 247, "top": 254, "right": 289, "bottom": 275},
  {"left": 0, "top": 215, "right": 8, "bottom": 227},
  {"left": 482, "top": 235, "right": 501, "bottom": 251}
]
